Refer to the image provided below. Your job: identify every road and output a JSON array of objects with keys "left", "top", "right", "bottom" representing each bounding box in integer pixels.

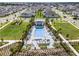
[
  {"left": 0, "top": 8, "right": 27, "bottom": 23},
  {"left": 0, "top": 8, "right": 28, "bottom": 48},
  {"left": 52, "top": 8, "right": 79, "bottom": 29},
  {"left": 0, "top": 8, "right": 27, "bottom": 30}
]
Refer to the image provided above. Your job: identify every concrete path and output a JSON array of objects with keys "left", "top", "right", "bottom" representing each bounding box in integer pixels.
[
  {"left": 50, "top": 21, "right": 79, "bottom": 56},
  {"left": 52, "top": 8, "right": 79, "bottom": 29},
  {"left": 0, "top": 20, "right": 13, "bottom": 30},
  {"left": 68, "top": 40, "right": 79, "bottom": 42},
  {"left": 0, "top": 8, "right": 28, "bottom": 49},
  {"left": 0, "top": 40, "right": 22, "bottom": 43},
  {"left": 59, "top": 34, "right": 79, "bottom": 56},
  {"left": 0, "top": 40, "right": 22, "bottom": 49},
  {"left": 0, "top": 8, "right": 27, "bottom": 30},
  {"left": 32, "top": 41, "right": 40, "bottom": 49},
  {"left": 55, "top": 39, "right": 79, "bottom": 43},
  {"left": 0, "top": 42, "right": 15, "bottom": 49}
]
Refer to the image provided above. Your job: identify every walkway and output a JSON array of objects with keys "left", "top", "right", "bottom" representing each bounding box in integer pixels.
[
  {"left": 52, "top": 8, "right": 79, "bottom": 29},
  {"left": 55, "top": 39, "right": 79, "bottom": 43},
  {"left": 0, "top": 20, "right": 13, "bottom": 30},
  {"left": 0, "top": 8, "right": 27, "bottom": 30},
  {"left": 0, "top": 40, "right": 22, "bottom": 49},
  {"left": 0, "top": 40, "right": 22, "bottom": 43},
  {"left": 0, "top": 42, "right": 15, "bottom": 49},
  {"left": 68, "top": 40, "right": 79, "bottom": 42},
  {"left": 50, "top": 21, "right": 79, "bottom": 56},
  {"left": 0, "top": 8, "right": 28, "bottom": 49}
]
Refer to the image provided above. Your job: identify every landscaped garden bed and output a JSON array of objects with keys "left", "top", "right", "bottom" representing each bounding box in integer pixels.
[
  {"left": 35, "top": 9, "right": 44, "bottom": 18},
  {"left": 21, "top": 44, "right": 31, "bottom": 51},
  {"left": 39, "top": 44, "right": 48, "bottom": 49},
  {"left": 54, "top": 43, "right": 63, "bottom": 48}
]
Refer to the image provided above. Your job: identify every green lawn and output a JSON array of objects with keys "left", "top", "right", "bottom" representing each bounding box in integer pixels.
[
  {"left": 72, "top": 45, "right": 79, "bottom": 52},
  {"left": 35, "top": 10, "right": 44, "bottom": 18},
  {"left": 21, "top": 44, "right": 31, "bottom": 51},
  {"left": 39, "top": 44, "right": 47, "bottom": 49},
  {"left": 52, "top": 20, "right": 79, "bottom": 40},
  {"left": 0, "top": 20, "right": 30, "bottom": 40},
  {"left": 71, "top": 43, "right": 79, "bottom": 53}
]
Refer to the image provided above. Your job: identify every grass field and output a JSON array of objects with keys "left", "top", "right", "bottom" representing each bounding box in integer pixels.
[
  {"left": 39, "top": 44, "right": 47, "bottom": 49},
  {"left": 35, "top": 10, "right": 44, "bottom": 18},
  {"left": 70, "top": 43, "right": 79, "bottom": 53},
  {"left": 52, "top": 19, "right": 79, "bottom": 40},
  {"left": 72, "top": 45, "right": 79, "bottom": 52},
  {"left": 0, "top": 20, "right": 30, "bottom": 40}
]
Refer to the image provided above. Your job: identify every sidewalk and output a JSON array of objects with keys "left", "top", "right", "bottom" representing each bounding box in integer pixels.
[
  {"left": 0, "top": 42, "right": 15, "bottom": 49},
  {"left": 52, "top": 8, "right": 79, "bottom": 30},
  {"left": 0, "top": 20, "right": 13, "bottom": 30},
  {"left": 0, "top": 40, "right": 22, "bottom": 43},
  {"left": 50, "top": 21, "right": 79, "bottom": 56},
  {"left": 0, "top": 8, "right": 27, "bottom": 30}
]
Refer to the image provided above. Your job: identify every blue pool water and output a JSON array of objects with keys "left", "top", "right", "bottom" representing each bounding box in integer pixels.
[
  {"left": 34, "top": 28, "right": 45, "bottom": 38},
  {"left": 34, "top": 20, "right": 46, "bottom": 39}
]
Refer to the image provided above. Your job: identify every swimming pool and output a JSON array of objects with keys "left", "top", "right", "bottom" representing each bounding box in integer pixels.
[
  {"left": 34, "top": 28, "right": 45, "bottom": 38},
  {"left": 26, "top": 19, "right": 54, "bottom": 49}
]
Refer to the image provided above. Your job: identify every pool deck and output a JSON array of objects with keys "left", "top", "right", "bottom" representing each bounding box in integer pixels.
[
  {"left": 26, "top": 25, "right": 55, "bottom": 49},
  {"left": 24, "top": 19, "right": 55, "bottom": 49}
]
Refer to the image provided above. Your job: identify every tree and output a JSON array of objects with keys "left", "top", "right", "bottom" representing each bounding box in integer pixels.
[
  {"left": 66, "top": 34, "right": 69, "bottom": 39},
  {"left": 57, "top": 28, "right": 62, "bottom": 33},
  {"left": 1, "top": 38, "right": 3, "bottom": 42},
  {"left": 73, "top": 14, "right": 78, "bottom": 20},
  {"left": 0, "top": 38, "right": 4, "bottom": 45},
  {"left": 51, "top": 19, "right": 54, "bottom": 22},
  {"left": 6, "top": 19, "right": 8, "bottom": 22}
]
